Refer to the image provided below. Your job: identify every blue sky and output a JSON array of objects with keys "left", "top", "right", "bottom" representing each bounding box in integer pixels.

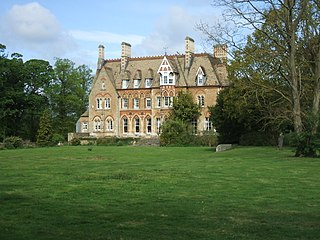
[{"left": 0, "top": 0, "right": 220, "bottom": 69}]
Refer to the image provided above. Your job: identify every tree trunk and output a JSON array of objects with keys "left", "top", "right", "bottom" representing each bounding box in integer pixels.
[{"left": 311, "top": 46, "right": 320, "bottom": 134}]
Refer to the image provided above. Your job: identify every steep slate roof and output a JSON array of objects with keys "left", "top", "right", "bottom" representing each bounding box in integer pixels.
[{"left": 100, "top": 53, "right": 228, "bottom": 89}]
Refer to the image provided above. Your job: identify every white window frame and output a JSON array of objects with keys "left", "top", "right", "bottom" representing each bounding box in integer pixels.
[
  {"left": 156, "top": 118, "right": 161, "bottom": 133},
  {"left": 163, "top": 74, "right": 168, "bottom": 85},
  {"left": 105, "top": 98, "right": 111, "bottom": 109},
  {"left": 160, "top": 72, "right": 175, "bottom": 86},
  {"left": 123, "top": 118, "right": 128, "bottom": 133},
  {"left": 82, "top": 122, "right": 88, "bottom": 132},
  {"left": 169, "top": 73, "right": 174, "bottom": 84},
  {"left": 134, "top": 118, "right": 140, "bottom": 133},
  {"left": 205, "top": 117, "right": 212, "bottom": 131},
  {"left": 146, "top": 118, "right": 152, "bottom": 134},
  {"left": 106, "top": 118, "right": 113, "bottom": 131},
  {"left": 146, "top": 98, "right": 152, "bottom": 109},
  {"left": 133, "top": 79, "right": 141, "bottom": 88},
  {"left": 197, "top": 95, "right": 205, "bottom": 107},
  {"left": 122, "top": 98, "right": 128, "bottom": 109},
  {"left": 156, "top": 97, "right": 161, "bottom": 108},
  {"left": 96, "top": 98, "right": 102, "bottom": 109},
  {"left": 134, "top": 98, "right": 140, "bottom": 109},
  {"left": 145, "top": 78, "right": 152, "bottom": 88},
  {"left": 164, "top": 96, "right": 170, "bottom": 107},
  {"left": 122, "top": 79, "right": 129, "bottom": 89},
  {"left": 197, "top": 74, "right": 204, "bottom": 86},
  {"left": 94, "top": 118, "right": 101, "bottom": 132}
]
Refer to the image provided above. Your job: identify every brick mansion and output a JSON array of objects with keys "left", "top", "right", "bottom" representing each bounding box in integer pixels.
[{"left": 74, "top": 36, "right": 228, "bottom": 139}]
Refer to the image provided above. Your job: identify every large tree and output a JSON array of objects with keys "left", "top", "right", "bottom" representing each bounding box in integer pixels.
[
  {"left": 0, "top": 45, "right": 25, "bottom": 140},
  {"left": 21, "top": 59, "right": 54, "bottom": 141},
  {"left": 48, "top": 58, "right": 92, "bottom": 138},
  {"left": 199, "top": 0, "right": 319, "bottom": 134}
]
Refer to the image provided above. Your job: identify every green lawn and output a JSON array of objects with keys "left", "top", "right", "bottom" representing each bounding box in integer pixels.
[{"left": 0, "top": 146, "right": 319, "bottom": 240}]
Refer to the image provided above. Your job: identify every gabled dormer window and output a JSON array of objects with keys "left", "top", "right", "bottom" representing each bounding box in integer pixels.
[
  {"left": 122, "top": 79, "right": 129, "bottom": 89},
  {"left": 157, "top": 56, "right": 175, "bottom": 86},
  {"left": 196, "top": 67, "right": 206, "bottom": 86},
  {"left": 145, "top": 78, "right": 152, "bottom": 88},
  {"left": 133, "top": 79, "right": 141, "bottom": 88}
]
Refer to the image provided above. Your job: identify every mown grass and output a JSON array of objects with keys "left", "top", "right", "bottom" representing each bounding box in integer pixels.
[{"left": 0, "top": 146, "right": 319, "bottom": 239}]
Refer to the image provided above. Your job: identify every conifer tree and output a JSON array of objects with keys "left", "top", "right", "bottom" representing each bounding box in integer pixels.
[{"left": 36, "top": 110, "right": 53, "bottom": 146}]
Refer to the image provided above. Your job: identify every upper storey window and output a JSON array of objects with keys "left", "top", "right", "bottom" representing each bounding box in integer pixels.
[
  {"left": 122, "top": 79, "right": 129, "bottom": 89},
  {"left": 157, "top": 56, "right": 175, "bottom": 86},
  {"left": 196, "top": 67, "right": 206, "bottom": 86},
  {"left": 145, "top": 78, "right": 152, "bottom": 88},
  {"left": 133, "top": 79, "right": 141, "bottom": 88}
]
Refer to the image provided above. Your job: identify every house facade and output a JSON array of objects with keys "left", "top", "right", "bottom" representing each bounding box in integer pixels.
[{"left": 75, "top": 36, "right": 228, "bottom": 139}]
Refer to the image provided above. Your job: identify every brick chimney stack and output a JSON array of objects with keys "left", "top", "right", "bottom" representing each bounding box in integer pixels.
[
  {"left": 121, "top": 42, "right": 131, "bottom": 71},
  {"left": 185, "top": 36, "right": 194, "bottom": 69},
  {"left": 213, "top": 44, "right": 227, "bottom": 62},
  {"left": 97, "top": 44, "right": 105, "bottom": 70}
]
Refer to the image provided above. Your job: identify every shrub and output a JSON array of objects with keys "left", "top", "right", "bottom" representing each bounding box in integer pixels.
[
  {"left": 52, "top": 133, "right": 65, "bottom": 145},
  {"left": 70, "top": 137, "right": 81, "bottom": 146},
  {"left": 293, "top": 132, "right": 320, "bottom": 157},
  {"left": 96, "top": 137, "right": 135, "bottom": 146},
  {"left": 239, "top": 132, "right": 276, "bottom": 146},
  {"left": 4, "top": 136, "right": 23, "bottom": 149},
  {"left": 195, "top": 131, "right": 219, "bottom": 147},
  {"left": 160, "top": 119, "right": 190, "bottom": 146}
]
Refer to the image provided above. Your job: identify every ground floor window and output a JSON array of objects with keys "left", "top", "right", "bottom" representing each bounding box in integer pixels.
[
  {"left": 156, "top": 118, "right": 161, "bottom": 134},
  {"left": 106, "top": 118, "right": 113, "bottom": 131},
  {"left": 135, "top": 118, "right": 140, "bottom": 133},
  {"left": 146, "top": 118, "right": 152, "bottom": 133},
  {"left": 204, "top": 117, "right": 212, "bottom": 131},
  {"left": 94, "top": 118, "right": 101, "bottom": 131},
  {"left": 191, "top": 119, "right": 197, "bottom": 134},
  {"left": 82, "top": 122, "right": 88, "bottom": 131},
  {"left": 123, "top": 118, "right": 128, "bottom": 133}
]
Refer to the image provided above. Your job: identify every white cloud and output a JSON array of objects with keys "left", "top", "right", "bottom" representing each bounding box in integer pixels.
[
  {"left": 0, "top": 2, "right": 76, "bottom": 61},
  {"left": 133, "top": 6, "right": 204, "bottom": 55}
]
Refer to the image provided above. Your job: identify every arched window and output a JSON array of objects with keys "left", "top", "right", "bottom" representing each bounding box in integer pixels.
[
  {"left": 94, "top": 118, "right": 101, "bottom": 131},
  {"left": 96, "top": 98, "right": 102, "bottom": 109},
  {"left": 105, "top": 98, "right": 111, "bottom": 109},
  {"left": 205, "top": 117, "right": 212, "bottom": 131},
  {"left": 156, "top": 118, "right": 161, "bottom": 134},
  {"left": 196, "top": 67, "right": 206, "bottom": 86},
  {"left": 106, "top": 118, "right": 113, "bottom": 131},
  {"left": 123, "top": 117, "right": 128, "bottom": 133},
  {"left": 134, "top": 118, "right": 140, "bottom": 133},
  {"left": 146, "top": 118, "right": 152, "bottom": 134},
  {"left": 197, "top": 95, "right": 205, "bottom": 107},
  {"left": 145, "top": 78, "right": 152, "bottom": 88},
  {"left": 168, "top": 72, "right": 174, "bottom": 84}
]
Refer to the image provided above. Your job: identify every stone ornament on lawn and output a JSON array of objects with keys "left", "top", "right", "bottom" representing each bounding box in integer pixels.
[{"left": 216, "top": 144, "right": 233, "bottom": 152}]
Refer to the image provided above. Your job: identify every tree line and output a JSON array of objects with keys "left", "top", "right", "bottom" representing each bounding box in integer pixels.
[{"left": 0, "top": 44, "right": 93, "bottom": 144}]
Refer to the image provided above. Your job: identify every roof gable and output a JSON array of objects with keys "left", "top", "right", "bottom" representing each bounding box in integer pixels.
[{"left": 157, "top": 56, "right": 173, "bottom": 73}]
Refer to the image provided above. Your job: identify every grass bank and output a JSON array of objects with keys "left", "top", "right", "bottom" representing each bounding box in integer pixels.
[{"left": 0, "top": 146, "right": 319, "bottom": 239}]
